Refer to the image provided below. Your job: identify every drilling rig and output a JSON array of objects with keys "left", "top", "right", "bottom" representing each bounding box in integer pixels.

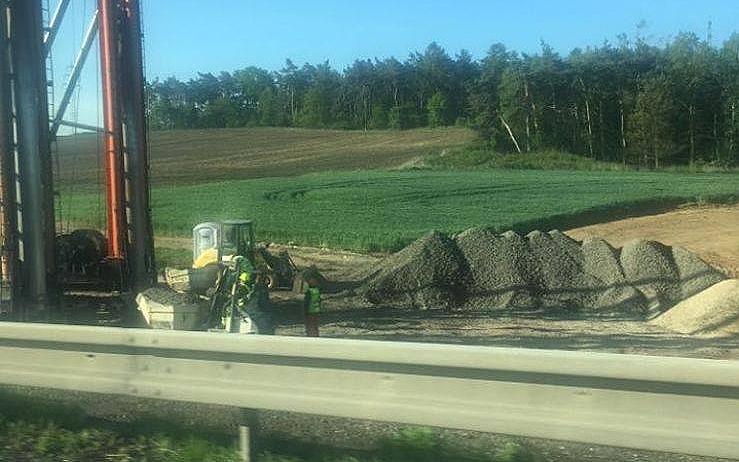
[{"left": 0, "top": 0, "right": 155, "bottom": 319}]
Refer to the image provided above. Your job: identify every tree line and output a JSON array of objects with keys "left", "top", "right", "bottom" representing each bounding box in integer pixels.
[{"left": 147, "top": 31, "right": 739, "bottom": 167}]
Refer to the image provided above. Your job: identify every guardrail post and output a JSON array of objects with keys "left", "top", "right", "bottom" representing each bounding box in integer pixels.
[{"left": 238, "top": 408, "right": 259, "bottom": 462}]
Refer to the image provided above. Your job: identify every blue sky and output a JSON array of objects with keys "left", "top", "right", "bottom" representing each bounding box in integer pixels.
[
  {"left": 140, "top": 0, "right": 738, "bottom": 77},
  {"left": 51, "top": 0, "right": 739, "bottom": 132}
]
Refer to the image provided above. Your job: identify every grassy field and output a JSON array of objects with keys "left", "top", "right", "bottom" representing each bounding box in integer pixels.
[
  {"left": 55, "top": 126, "right": 474, "bottom": 190},
  {"left": 426, "top": 147, "right": 738, "bottom": 173},
  {"left": 426, "top": 148, "right": 633, "bottom": 171},
  {"left": 62, "top": 168, "right": 739, "bottom": 253},
  {"left": 1, "top": 389, "right": 536, "bottom": 462}
]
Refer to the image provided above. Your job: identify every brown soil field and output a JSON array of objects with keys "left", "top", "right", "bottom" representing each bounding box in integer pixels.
[{"left": 56, "top": 126, "right": 473, "bottom": 188}]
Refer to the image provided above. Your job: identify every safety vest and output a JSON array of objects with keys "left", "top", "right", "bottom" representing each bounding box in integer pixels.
[
  {"left": 306, "top": 287, "right": 322, "bottom": 314},
  {"left": 239, "top": 270, "right": 251, "bottom": 285}
]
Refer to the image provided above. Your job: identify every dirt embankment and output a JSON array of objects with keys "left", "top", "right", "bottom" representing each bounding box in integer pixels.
[{"left": 566, "top": 204, "right": 739, "bottom": 278}]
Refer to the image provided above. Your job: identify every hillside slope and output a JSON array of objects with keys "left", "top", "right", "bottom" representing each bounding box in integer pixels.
[{"left": 56, "top": 126, "right": 473, "bottom": 189}]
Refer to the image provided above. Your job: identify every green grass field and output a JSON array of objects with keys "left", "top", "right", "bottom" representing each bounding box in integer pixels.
[{"left": 62, "top": 168, "right": 739, "bottom": 252}]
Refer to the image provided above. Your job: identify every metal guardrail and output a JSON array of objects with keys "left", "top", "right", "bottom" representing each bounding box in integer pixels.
[{"left": 0, "top": 322, "right": 737, "bottom": 459}]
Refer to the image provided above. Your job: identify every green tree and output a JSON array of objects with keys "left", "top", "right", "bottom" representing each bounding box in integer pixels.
[
  {"left": 389, "top": 104, "right": 416, "bottom": 130},
  {"left": 721, "top": 33, "right": 739, "bottom": 165},
  {"left": 629, "top": 75, "right": 676, "bottom": 168},
  {"left": 258, "top": 87, "right": 283, "bottom": 126},
  {"left": 665, "top": 32, "right": 723, "bottom": 164},
  {"left": 427, "top": 92, "right": 449, "bottom": 127},
  {"left": 370, "top": 103, "right": 390, "bottom": 129},
  {"left": 469, "top": 43, "right": 514, "bottom": 145}
]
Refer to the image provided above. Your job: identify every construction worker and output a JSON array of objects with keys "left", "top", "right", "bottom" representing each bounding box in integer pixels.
[
  {"left": 220, "top": 256, "right": 254, "bottom": 332},
  {"left": 231, "top": 256, "right": 275, "bottom": 334},
  {"left": 303, "top": 275, "right": 322, "bottom": 337},
  {"left": 235, "top": 259, "right": 255, "bottom": 303}
]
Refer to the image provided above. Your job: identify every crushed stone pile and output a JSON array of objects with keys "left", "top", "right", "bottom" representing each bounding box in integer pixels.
[
  {"left": 620, "top": 240, "right": 682, "bottom": 313},
  {"left": 526, "top": 230, "right": 597, "bottom": 312},
  {"left": 363, "top": 230, "right": 725, "bottom": 318},
  {"left": 363, "top": 231, "right": 466, "bottom": 309},
  {"left": 671, "top": 246, "right": 725, "bottom": 300},
  {"left": 455, "top": 228, "right": 535, "bottom": 311},
  {"left": 650, "top": 279, "right": 739, "bottom": 337},
  {"left": 581, "top": 238, "right": 646, "bottom": 316}
]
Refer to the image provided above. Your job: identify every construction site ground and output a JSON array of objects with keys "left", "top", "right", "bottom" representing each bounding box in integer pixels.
[
  {"left": 39, "top": 204, "right": 736, "bottom": 461},
  {"left": 257, "top": 204, "right": 738, "bottom": 361},
  {"left": 146, "top": 204, "right": 739, "bottom": 360}
]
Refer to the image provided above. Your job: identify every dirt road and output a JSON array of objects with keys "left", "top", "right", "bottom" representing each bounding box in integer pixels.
[{"left": 566, "top": 204, "right": 739, "bottom": 277}]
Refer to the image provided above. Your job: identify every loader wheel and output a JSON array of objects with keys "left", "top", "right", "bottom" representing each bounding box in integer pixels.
[{"left": 265, "top": 274, "right": 277, "bottom": 290}]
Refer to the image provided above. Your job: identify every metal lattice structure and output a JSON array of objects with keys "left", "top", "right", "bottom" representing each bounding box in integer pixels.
[{"left": 0, "top": 0, "right": 155, "bottom": 318}]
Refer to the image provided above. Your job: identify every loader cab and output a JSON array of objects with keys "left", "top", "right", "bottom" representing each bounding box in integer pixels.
[{"left": 193, "top": 220, "right": 255, "bottom": 267}]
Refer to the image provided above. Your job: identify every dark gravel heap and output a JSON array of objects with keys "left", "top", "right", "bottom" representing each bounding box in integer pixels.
[
  {"left": 620, "top": 240, "right": 682, "bottom": 313},
  {"left": 526, "top": 230, "right": 596, "bottom": 311},
  {"left": 671, "top": 246, "right": 725, "bottom": 301},
  {"left": 363, "top": 230, "right": 725, "bottom": 318},
  {"left": 455, "top": 228, "right": 535, "bottom": 311},
  {"left": 363, "top": 231, "right": 466, "bottom": 309},
  {"left": 581, "top": 237, "right": 647, "bottom": 316}
]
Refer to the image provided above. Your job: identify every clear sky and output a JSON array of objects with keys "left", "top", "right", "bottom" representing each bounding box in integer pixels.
[
  {"left": 140, "top": 0, "right": 738, "bottom": 78},
  {"left": 51, "top": 0, "right": 739, "bottom": 132}
]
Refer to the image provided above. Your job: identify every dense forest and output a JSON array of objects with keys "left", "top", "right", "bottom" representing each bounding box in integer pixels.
[{"left": 147, "top": 32, "right": 739, "bottom": 167}]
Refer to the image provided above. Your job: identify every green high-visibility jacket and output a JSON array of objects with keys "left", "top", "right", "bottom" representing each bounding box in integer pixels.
[{"left": 304, "top": 287, "right": 322, "bottom": 314}]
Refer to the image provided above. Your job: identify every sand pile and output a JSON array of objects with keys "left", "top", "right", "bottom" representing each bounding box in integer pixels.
[
  {"left": 363, "top": 230, "right": 725, "bottom": 317},
  {"left": 650, "top": 279, "right": 739, "bottom": 336}
]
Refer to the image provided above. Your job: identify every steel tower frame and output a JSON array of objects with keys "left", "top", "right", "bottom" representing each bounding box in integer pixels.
[{"left": 0, "top": 0, "right": 155, "bottom": 318}]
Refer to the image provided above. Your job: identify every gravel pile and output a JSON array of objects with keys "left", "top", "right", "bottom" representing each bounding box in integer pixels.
[
  {"left": 581, "top": 238, "right": 646, "bottom": 316},
  {"left": 671, "top": 246, "right": 725, "bottom": 300},
  {"left": 363, "top": 231, "right": 466, "bottom": 309},
  {"left": 363, "top": 230, "right": 725, "bottom": 318},
  {"left": 455, "top": 229, "right": 535, "bottom": 311},
  {"left": 620, "top": 240, "right": 682, "bottom": 314},
  {"left": 526, "top": 230, "right": 595, "bottom": 311}
]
